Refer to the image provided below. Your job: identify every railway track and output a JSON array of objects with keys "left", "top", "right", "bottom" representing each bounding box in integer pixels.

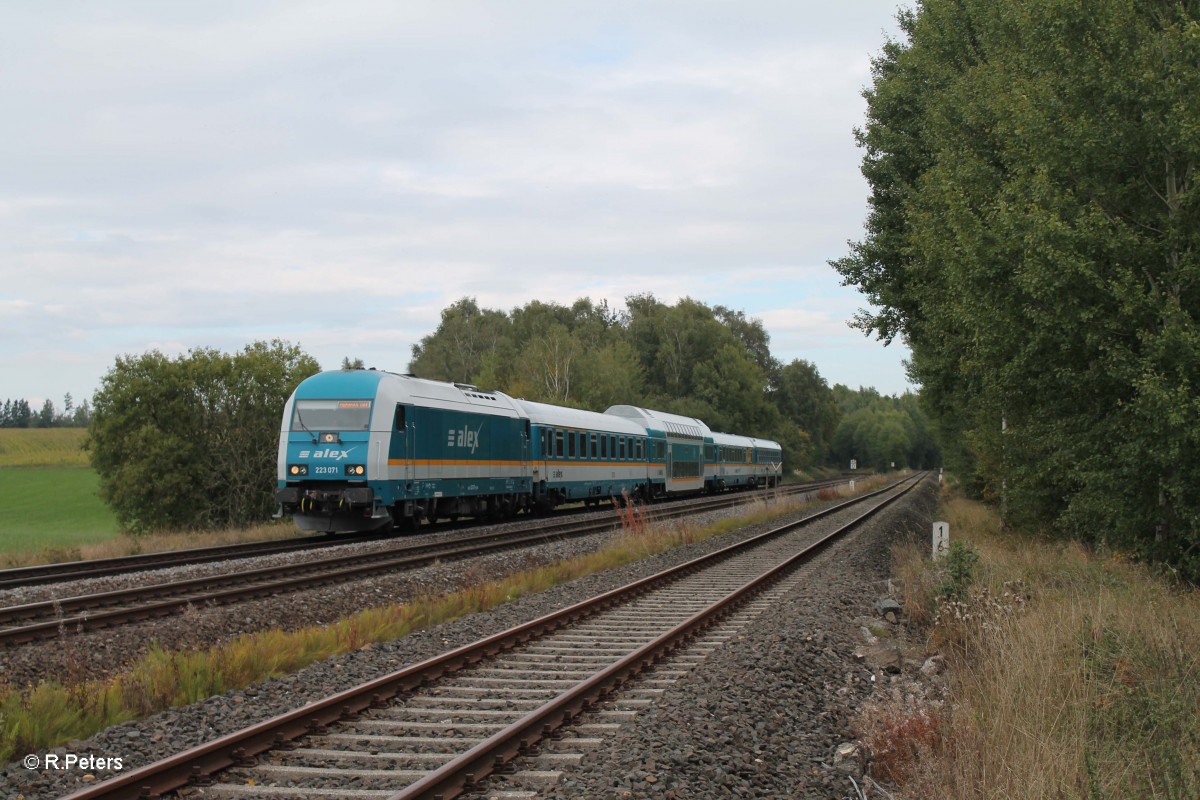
[
  {"left": 60, "top": 472, "right": 924, "bottom": 800},
  {"left": 0, "top": 482, "right": 835, "bottom": 647},
  {"left": 0, "top": 479, "right": 844, "bottom": 593},
  {"left": 0, "top": 532, "right": 398, "bottom": 592}
]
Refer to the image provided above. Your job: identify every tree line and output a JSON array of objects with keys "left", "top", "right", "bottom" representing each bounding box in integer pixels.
[
  {"left": 835, "top": 0, "right": 1200, "bottom": 581},
  {"left": 409, "top": 294, "right": 939, "bottom": 476},
  {"left": 0, "top": 395, "right": 91, "bottom": 428}
]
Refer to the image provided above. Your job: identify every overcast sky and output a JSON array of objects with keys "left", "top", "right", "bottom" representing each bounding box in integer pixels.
[{"left": 1, "top": 1, "right": 913, "bottom": 409}]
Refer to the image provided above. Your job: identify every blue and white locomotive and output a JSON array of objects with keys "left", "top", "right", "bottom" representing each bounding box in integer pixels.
[{"left": 275, "top": 369, "right": 783, "bottom": 532}]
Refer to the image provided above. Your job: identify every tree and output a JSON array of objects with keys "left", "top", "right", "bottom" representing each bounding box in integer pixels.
[
  {"left": 409, "top": 298, "right": 511, "bottom": 383},
  {"left": 834, "top": 0, "right": 1200, "bottom": 579},
  {"left": 35, "top": 398, "right": 55, "bottom": 428},
  {"left": 71, "top": 398, "right": 91, "bottom": 427},
  {"left": 87, "top": 340, "right": 320, "bottom": 533},
  {"left": 511, "top": 324, "right": 583, "bottom": 405},
  {"left": 6, "top": 399, "right": 32, "bottom": 428},
  {"left": 771, "top": 360, "right": 840, "bottom": 461},
  {"left": 829, "top": 389, "right": 938, "bottom": 472},
  {"left": 341, "top": 357, "right": 365, "bottom": 370}
]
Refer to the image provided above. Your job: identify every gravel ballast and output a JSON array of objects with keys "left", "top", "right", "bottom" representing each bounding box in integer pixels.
[{"left": 4, "top": 479, "right": 937, "bottom": 800}]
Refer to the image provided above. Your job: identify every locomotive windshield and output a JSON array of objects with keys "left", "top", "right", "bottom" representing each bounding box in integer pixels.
[{"left": 292, "top": 399, "right": 373, "bottom": 432}]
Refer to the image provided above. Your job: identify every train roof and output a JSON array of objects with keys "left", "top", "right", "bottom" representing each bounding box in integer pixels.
[
  {"left": 290, "top": 370, "right": 524, "bottom": 420},
  {"left": 604, "top": 405, "right": 711, "bottom": 440},
  {"left": 511, "top": 398, "right": 647, "bottom": 435},
  {"left": 292, "top": 369, "right": 387, "bottom": 399},
  {"left": 709, "top": 431, "right": 756, "bottom": 448}
]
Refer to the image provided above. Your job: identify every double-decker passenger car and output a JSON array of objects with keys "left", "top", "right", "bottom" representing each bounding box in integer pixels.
[{"left": 704, "top": 432, "right": 783, "bottom": 493}]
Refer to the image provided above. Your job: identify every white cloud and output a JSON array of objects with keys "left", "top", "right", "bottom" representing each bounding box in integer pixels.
[{"left": 0, "top": 0, "right": 913, "bottom": 401}]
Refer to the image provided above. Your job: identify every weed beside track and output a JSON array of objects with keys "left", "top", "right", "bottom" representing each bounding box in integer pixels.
[{"left": 857, "top": 494, "right": 1200, "bottom": 800}]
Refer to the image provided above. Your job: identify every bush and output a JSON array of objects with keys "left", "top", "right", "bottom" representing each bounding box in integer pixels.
[{"left": 87, "top": 340, "right": 319, "bottom": 533}]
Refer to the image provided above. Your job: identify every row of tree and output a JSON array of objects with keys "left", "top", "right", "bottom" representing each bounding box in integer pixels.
[
  {"left": 830, "top": 388, "right": 938, "bottom": 474},
  {"left": 835, "top": 0, "right": 1200, "bottom": 580},
  {"left": 0, "top": 395, "right": 91, "bottom": 428},
  {"left": 409, "top": 295, "right": 937, "bottom": 475}
]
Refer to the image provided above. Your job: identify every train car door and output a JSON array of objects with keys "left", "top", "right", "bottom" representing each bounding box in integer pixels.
[
  {"left": 393, "top": 404, "right": 413, "bottom": 483},
  {"left": 522, "top": 421, "right": 531, "bottom": 482}
]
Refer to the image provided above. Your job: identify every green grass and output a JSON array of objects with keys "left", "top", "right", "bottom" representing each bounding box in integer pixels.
[
  {"left": 0, "top": 428, "right": 89, "bottom": 467},
  {"left": 0, "top": 467, "right": 118, "bottom": 556}
]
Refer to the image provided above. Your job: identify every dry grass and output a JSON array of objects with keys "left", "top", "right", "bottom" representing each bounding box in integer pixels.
[
  {"left": 867, "top": 494, "right": 1200, "bottom": 800},
  {"left": 0, "top": 523, "right": 304, "bottom": 570}
]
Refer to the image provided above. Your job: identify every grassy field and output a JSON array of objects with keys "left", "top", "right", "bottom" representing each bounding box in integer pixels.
[
  {"left": 0, "top": 428, "right": 119, "bottom": 560},
  {"left": 0, "top": 467, "right": 119, "bottom": 558},
  {"left": 0, "top": 427, "right": 90, "bottom": 467}
]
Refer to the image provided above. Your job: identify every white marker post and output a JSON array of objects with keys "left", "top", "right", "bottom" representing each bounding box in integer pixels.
[{"left": 932, "top": 521, "right": 949, "bottom": 559}]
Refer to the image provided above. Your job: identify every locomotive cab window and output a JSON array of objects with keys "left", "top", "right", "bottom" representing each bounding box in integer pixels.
[{"left": 292, "top": 399, "right": 372, "bottom": 432}]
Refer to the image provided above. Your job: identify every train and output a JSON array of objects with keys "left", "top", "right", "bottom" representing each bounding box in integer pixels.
[{"left": 275, "top": 369, "right": 783, "bottom": 533}]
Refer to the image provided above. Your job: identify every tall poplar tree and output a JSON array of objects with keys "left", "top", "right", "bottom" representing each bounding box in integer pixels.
[{"left": 835, "top": 0, "right": 1200, "bottom": 579}]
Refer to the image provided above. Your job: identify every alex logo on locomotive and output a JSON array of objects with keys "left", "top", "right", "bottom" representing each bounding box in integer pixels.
[
  {"left": 297, "top": 447, "right": 357, "bottom": 460},
  {"left": 446, "top": 424, "right": 484, "bottom": 454}
]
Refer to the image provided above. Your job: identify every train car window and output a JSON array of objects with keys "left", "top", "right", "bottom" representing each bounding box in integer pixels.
[
  {"left": 568, "top": 431, "right": 576, "bottom": 458},
  {"left": 636, "top": 439, "right": 643, "bottom": 460},
  {"left": 610, "top": 435, "right": 616, "bottom": 458},
  {"left": 394, "top": 405, "right": 406, "bottom": 430},
  {"left": 293, "top": 399, "right": 372, "bottom": 431},
  {"left": 619, "top": 438, "right": 626, "bottom": 460},
  {"left": 590, "top": 433, "right": 597, "bottom": 458},
  {"left": 555, "top": 430, "right": 564, "bottom": 458}
]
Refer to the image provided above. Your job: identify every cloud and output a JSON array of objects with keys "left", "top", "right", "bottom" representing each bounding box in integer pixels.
[{"left": 0, "top": 0, "right": 912, "bottom": 401}]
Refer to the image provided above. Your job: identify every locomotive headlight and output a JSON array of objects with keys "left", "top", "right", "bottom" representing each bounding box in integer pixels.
[
  {"left": 288, "top": 464, "right": 309, "bottom": 477},
  {"left": 344, "top": 464, "right": 366, "bottom": 477}
]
